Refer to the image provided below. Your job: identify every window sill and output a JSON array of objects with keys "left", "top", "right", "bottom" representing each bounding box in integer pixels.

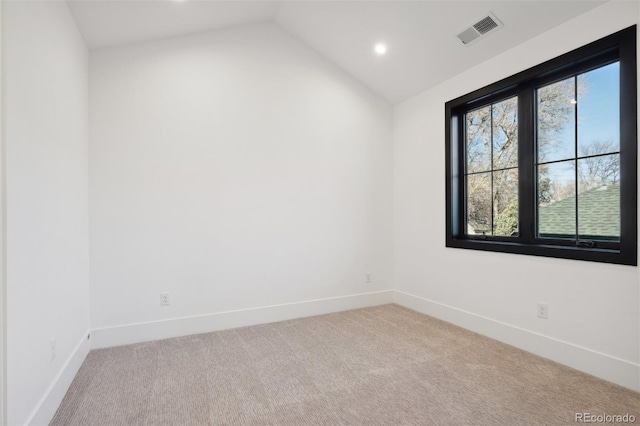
[{"left": 445, "top": 238, "right": 635, "bottom": 266}]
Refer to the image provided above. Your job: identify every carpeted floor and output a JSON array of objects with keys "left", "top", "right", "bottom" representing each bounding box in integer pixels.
[{"left": 51, "top": 304, "right": 639, "bottom": 425}]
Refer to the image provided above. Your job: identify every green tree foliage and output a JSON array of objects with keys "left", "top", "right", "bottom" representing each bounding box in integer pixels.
[{"left": 494, "top": 199, "right": 519, "bottom": 237}]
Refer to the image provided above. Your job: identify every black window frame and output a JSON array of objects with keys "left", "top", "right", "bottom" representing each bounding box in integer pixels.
[{"left": 445, "top": 26, "right": 637, "bottom": 266}]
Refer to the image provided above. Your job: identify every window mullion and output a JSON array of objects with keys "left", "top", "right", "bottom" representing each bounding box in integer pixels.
[
  {"left": 517, "top": 85, "right": 535, "bottom": 243},
  {"left": 573, "top": 76, "right": 579, "bottom": 243},
  {"left": 490, "top": 105, "right": 494, "bottom": 236}
]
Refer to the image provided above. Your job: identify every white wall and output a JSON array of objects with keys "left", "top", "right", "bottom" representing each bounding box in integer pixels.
[
  {"left": 3, "top": 1, "right": 90, "bottom": 424},
  {"left": 0, "top": 4, "right": 7, "bottom": 424},
  {"left": 393, "top": 1, "right": 640, "bottom": 391},
  {"left": 0, "top": 2, "right": 5, "bottom": 423},
  {"left": 89, "top": 23, "right": 393, "bottom": 344}
]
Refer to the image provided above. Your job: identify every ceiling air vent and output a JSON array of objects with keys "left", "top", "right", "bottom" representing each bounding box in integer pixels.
[{"left": 457, "top": 12, "right": 503, "bottom": 46}]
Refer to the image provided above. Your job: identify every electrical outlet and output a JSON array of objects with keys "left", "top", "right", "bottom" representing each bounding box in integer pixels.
[
  {"left": 50, "top": 338, "right": 56, "bottom": 362},
  {"left": 160, "top": 292, "right": 170, "bottom": 306},
  {"left": 366, "top": 272, "right": 373, "bottom": 284},
  {"left": 537, "top": 303, "right": 548, "bottom": 319}
]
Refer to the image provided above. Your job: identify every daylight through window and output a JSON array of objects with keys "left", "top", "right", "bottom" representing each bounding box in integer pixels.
[
  {"left": 446, "top": 26, "right": 637, "bottom": 265},
  {"left": 536, "top": 63, "right": 620, "bottom": 241}
]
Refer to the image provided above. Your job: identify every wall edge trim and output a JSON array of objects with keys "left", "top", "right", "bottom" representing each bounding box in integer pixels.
[
  {"left": 393, "top": 289, "right": 639, "bottom": 392},
  {"left": 91, "top": 290, "right": 395, "bottom": 349},
  {"left": 25, "top": 331, "right": 91, "bottom": 426}
]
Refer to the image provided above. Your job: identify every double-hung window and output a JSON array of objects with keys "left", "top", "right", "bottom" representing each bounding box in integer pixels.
[{"left": 445, "top": 26, "right": 637, "bottom": 265}]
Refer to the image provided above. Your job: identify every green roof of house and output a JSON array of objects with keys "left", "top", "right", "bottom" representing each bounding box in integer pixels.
[{"left": 538, "top": 184, "right": 619, "bottom": 238}]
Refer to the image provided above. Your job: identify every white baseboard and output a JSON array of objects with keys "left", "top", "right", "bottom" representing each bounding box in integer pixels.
[
  {"left": 91, "top": 290, "right": 395, "bottom": 349},
  {"left": 393, "top": 290, "right": 640, "bottom": 392},
  {"left": 26, "top": 331, "right": 90, "bottom": 426}
]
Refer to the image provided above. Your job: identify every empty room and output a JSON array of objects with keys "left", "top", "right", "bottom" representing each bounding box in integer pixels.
[{"left": 1, "top": 0, "right": 639, "bottom": 424}]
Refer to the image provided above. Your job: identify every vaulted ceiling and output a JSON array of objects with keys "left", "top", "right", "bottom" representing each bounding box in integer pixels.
[{"left": 67, "top": 0, "right": 606, "bottom": 103}]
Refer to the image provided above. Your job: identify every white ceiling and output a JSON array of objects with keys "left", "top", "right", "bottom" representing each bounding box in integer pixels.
[
  {"left": 67, "top": 0, "right": 606, "bottom": 103},
  {"left": 67, "top": 1, "right": 281, "bottom": 49}
]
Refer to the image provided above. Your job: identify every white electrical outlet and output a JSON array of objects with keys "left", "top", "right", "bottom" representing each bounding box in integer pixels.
[
  {"left": 50, "top": 338, "right": 56, "bottom": 362},
  {"left": 160, "top": 292, "right": 170, "bottom": 306},
  {"left": 366, "top": 272, "right": 373, "bottom": 284},
  {"left": 537, "top": 303, "right": 548, "bottom": 319}
]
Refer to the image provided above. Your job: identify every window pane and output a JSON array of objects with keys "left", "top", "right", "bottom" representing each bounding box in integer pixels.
[
  {"left": 493, "top": 168, "right": 518, "bottom": 236},
  {"left": 577, "top": 153, "right": 620, "bottom": 190},
  {"left": 577, "top": 155, "right": 620, "bottom": 240},
  {"left": 467, "top": 172, "right": 492, "bottom": 235},
  {"left": 577, "top": 62, "right": 619, "bottom": 157},
  {"left": 492, "top": 97, "right": 518, "bottom": 170},
  {"left": 466, "top": 105, "right": 491, "bottom": 173},
  {"left": 537, "top": 77, "right": 576, "bottom": 163},
  {"left": 538, "top": 161, "right": 576, "bottom": 237}
]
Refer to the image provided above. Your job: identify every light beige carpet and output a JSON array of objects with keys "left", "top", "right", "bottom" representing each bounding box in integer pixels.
[{"left": 51, "top": 304, "right": 639, "bottom": 425}]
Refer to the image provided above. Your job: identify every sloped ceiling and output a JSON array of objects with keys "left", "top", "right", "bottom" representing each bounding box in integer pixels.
[{"left": 67, "top": 0, "right": 606, "bottom": 103}]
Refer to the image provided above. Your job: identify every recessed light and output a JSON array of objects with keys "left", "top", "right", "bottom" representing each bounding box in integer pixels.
[
  {"left": 570, "top": 99, "right": 577, "bottom": 104},
  {"left": 374, "top": 43, "right": 387, "bottom": 55}
]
